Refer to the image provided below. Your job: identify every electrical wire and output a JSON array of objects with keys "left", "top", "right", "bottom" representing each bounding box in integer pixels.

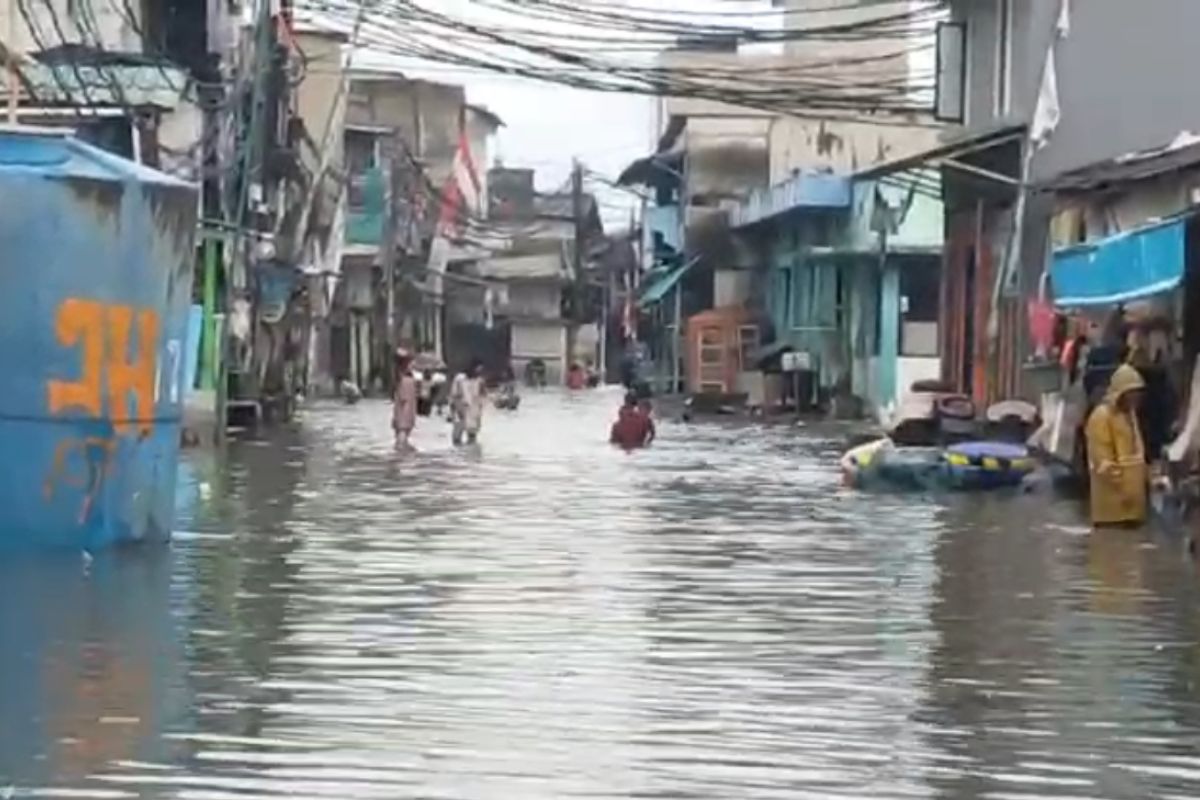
[{"left": 296, "top": 0, "right": 945, "bottom": 126}]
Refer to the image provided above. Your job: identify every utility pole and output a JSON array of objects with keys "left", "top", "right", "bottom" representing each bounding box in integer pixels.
[
  {"left": 570, "top": 159, "right": 584, "bottom": 381},
  {"left": 599, "top": 256, "right": 609, "bottom": 384},
  {"left": 380, "top": 134, "right": 399, "bottom": 386}
]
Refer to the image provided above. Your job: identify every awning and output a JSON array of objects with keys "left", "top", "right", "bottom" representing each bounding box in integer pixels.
[
  {"left": 1051, "top": 216, "right": 1187, "bottom": 307},
  {"left": 854, "top": 122, "right": 1026, "bottom": 180},
  {"left": 617, "top": 151, "right": 684, "bottom": 188},
  {"left": 638, "top": 259, "right": 694, "bottom": 308}
]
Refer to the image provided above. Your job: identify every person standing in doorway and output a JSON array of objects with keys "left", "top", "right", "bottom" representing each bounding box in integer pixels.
[
  {"left": 450, "top": 359, "right": 486, "bottom": 445},
  {"left": 1085, "top": 364, "right": 1148, "bottom": 527},
  {"left": 392, "top": 350, "right": 418, "bottom": 450}
]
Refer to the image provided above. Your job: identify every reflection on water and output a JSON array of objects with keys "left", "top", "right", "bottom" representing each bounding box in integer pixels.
[
  {"left": 0, "top": 547, "right": 181, "bottom": 789},
  {"left": 4, "top": 388, "right": 1200, "bottom": 798}
]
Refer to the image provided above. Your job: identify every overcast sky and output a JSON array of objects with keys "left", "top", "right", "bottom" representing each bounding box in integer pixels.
[{"left": 351, "top": 0, "right": 783, "bottom": 230}]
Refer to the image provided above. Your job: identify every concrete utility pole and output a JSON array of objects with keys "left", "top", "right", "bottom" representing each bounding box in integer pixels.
[
  {"left": 599, "top": 257, "right": 611, "bottom": 384},
  {"left": 570, "top": 159, "right": 585, "bottom": 380},
  {"left": 380, "top": 134, "right": 399, "bottom": 387}
]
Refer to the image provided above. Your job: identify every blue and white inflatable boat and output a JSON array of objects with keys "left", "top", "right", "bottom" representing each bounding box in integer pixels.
[{"left": 842, "top": 438, "right": 1036, "bottom": 492}]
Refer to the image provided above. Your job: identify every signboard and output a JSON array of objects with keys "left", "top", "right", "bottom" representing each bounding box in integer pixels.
[{"left": 781, "top": 351, "right": 812, "bottom": 372}]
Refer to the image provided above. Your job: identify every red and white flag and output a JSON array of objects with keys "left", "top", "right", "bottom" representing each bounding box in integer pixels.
[
  {"left": 426, "top": 110, "right": 482, "bottom": 332},
  {"left": 432, "top": 112, "right": 482, "bottom": 238}
]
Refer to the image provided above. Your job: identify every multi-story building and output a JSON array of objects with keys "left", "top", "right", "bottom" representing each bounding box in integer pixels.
[
  {"left": 907, "top": 0, "right": 1200, "bottom": 404},
  {"left": 445, "top": 166, "right": 605, "bottom": 386},
  {"left": 625, "top": 1, "right": 943, "bottom": 411},
  {"left": 291, "top": 52, "right": 503, "bottom": 392}
]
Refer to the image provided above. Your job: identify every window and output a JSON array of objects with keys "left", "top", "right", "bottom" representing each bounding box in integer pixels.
[
  {"left": 995, "top": 0, "right": 1014, "bottom": 117},
  {"left": 737, "top": 325, "right": 760, "bottom": 371},
  {"left": 934, "top": 22, "right": 966, "bottom": 123},
  {"left": 344, "top": 129, "right": 380, "bottom": 173},
  {"left": 900, "top": 257, "right": 940, "bottom": 324},
  {"left": 344, "top": 129, "right": 381, "bottom": 210},
  {"left": 697, "top": 325, "right": 726, "bottom": 392},
  {"left": 900, "top": 258, "right": 940, "bottom": 358}
]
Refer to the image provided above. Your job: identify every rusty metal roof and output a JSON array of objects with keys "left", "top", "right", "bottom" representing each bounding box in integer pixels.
[{"left": 1036, "top": 134, "right": 1200, "bottom": 194}]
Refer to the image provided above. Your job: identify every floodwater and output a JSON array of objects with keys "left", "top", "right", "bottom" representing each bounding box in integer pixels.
[{"left": 5, "top": 389, "right": 1200, "bottom": 799}]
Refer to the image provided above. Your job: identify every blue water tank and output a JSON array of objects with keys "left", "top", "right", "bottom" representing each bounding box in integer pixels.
[{"left": 0, "top": 129, "right": 198, "bottom": 550}]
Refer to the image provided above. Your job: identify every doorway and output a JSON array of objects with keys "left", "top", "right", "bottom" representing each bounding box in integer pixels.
[{"left": 961, "top": 245, "right": 976, "bottom": 395}]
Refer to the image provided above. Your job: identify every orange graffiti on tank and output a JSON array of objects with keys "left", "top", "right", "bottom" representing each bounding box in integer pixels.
[
  {"left": 46, "top": 298, "right": 160, "bottom": 431},
  {"left": 44, "top": 299, "right": 161, "bottom": 523},
  {"left": 47, "top": 298, "right": 106, "bottom": 419},
  {"left": 105, "top": 304, "right": 159, "bottom": 435}
]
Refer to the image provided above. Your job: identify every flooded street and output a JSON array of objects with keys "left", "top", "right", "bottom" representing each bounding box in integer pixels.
[{"left": 6, "top": 388, "right": 1200, "bottom": 799}]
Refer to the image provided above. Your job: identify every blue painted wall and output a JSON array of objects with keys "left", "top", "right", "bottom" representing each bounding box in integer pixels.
[
  {"left": 0, "top": 132, "right": 198, "bottom": 550},
  {"left": 844, "top": 179, "right": 945, "bottom": 253}
]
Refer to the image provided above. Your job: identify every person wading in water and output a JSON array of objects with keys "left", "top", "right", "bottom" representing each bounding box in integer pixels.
[
  {"left": 392, "top": 350, "right": 418, "bottom": 450},
  {"left": 450, "top": 359, "right": 486, "bottom": 445},
  {"left": 610, "top": 391, "right": 656, "bottom": 450},
  {"left": 1085, "top": 364, "right": 1148, "bottom": 527}
]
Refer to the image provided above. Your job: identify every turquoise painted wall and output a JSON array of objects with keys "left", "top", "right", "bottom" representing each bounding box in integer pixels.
[
  {"left": 346, "top": 168, "right": 385, "bottom": 245},
  {"left": 845, "top": 179, "right": 945, "bottom": 252},
  {"left": 757, "top": 176, "right": 942, "bottom": 411},
  {"left": 878, "top": 261, "right": 901, "bottom": 409}
]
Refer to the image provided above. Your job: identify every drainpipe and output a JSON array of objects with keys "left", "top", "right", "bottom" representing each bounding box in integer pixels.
[
  {"left": 672, "top": 281, "right": 682, "bottom": 395},
  {"left": 878, "top": 227, "right": 899, "bottom": 418}
]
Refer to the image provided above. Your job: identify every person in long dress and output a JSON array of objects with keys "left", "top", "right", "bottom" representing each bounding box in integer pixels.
[
  {"left": 392, "top": 351, "right": 418, "bottom": 450},
  {"left": 450, "top": 359, "right": 486, "bottom": 445}
]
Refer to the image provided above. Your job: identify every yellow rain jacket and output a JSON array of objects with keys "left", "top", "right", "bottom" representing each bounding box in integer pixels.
[{"left": 1085, "top": 364, "right": 1148, "bottom": 526}]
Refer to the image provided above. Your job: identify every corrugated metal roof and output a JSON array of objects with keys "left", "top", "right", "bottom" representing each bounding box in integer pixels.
[
  {"left": 638, "top": 258, "right": 696, "bottom": 307},
  {"left": 21, "top": 63, "right": 189, "bottom": 109},
  {"left": 1038, "top": 134, "right": 1200, "bottom": 193}
]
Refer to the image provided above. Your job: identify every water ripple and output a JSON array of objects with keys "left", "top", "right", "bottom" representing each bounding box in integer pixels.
[{"left": 4, "top": 389, "right": 1200, "bottom": 798}]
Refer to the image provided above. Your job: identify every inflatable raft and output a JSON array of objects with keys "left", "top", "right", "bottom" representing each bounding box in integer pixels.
[{"left": 842, "top": 438, "right": 1035, "bottom": 492}]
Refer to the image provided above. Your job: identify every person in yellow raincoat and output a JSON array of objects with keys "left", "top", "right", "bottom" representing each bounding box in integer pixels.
[{"left": 1085, "top": 364, "right": 1148, "bottom": 526}]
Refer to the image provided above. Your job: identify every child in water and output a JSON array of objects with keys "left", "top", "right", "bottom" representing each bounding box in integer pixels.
[{"left": 610, "top": 391, "right": 655, "bottom": 450}]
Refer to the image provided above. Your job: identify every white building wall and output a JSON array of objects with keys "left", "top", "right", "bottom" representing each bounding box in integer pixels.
[
  {"left": 768, "top": 118, "right": 940, "bottom": 183},
  {"left": 768, "top": 0, "right": 940, "bottom": 179},
  {"left": 511, "top": 322, "right": 568, "bottom": 383},
  {"left": 504, "top": 283, "right": 562, "bottom": 320}
]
